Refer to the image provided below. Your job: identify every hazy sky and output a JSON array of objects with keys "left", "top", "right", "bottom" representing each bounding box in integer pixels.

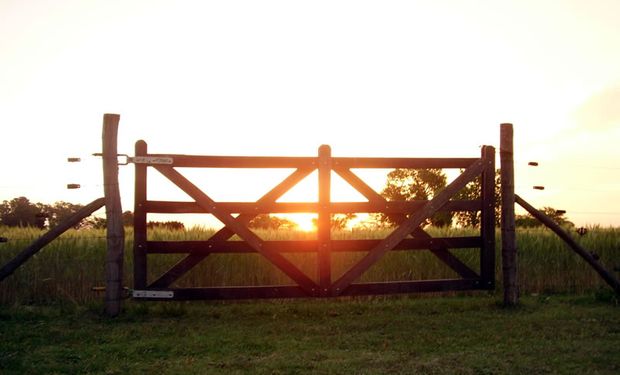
[{"left": 1, "top": 0, "right": 619, "bottom": 227}]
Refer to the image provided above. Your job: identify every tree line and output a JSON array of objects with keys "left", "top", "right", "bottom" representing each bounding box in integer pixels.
[{"left": 1, "top": 170, "right": 572, "bottom": 231}]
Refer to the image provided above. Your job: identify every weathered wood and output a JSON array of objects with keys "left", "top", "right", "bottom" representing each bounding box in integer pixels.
[
  {"left": 133, "top": 144, "right": 497, "bottom": 301},
  {"left": 317, "top": 145, "right": 331, "bottom": 294},
  {"left": 333, "top": 157, "right": 478, "bottom": 169},
  {"left": 140, "top": 286, "right": 308, "bottom": 300},
  {"left": 133, "top": 140, "right": 148, "bottom": 289},
  {"left": 139, "top": 154, "right": 477, "bottom": 169},
  {"left": 412, "top": 228, "right": 480, "bottom": 279},
  {"left": 144, "top": 154, "right": 316, "bottom": 168},
  {"left": 102, "top": 113, "right": 124, "bottom": 317},
  {"left": 500, "top": 123, "right": 519, "bottom": 306},
  {"left": 0, "top": 198, "right": 105, "bottom": 282},
  {"left": 334, "top": 167, "right": 384, "bottom": 202},
  {"left": 138, "top": 280, "right": 482, "bottom": 300},
  {"left": 146, "top": 237, "right": 483, "bottom": 254},
  {"left": 154, "top": 165, "right": 319, "bottom": 295},
  {"left": 480, "top": 145, "right": 496, "bottom": 289},
  {"left": 143, "top": 200, "right": 481, "bottom": 214},
  {"left": 330, "top": 159, "right": 484, "bottom": 295},
  {"left": 515, "top": 195, "right": 620, "bottom": 295},
  {"left": 341, "top": 279, "right": 482, "bottom": 296},
  {"left": 148, "top": 167, "right": 314, "bottom": 288}
]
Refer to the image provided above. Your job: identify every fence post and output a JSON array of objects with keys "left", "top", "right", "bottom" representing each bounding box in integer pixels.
[
  {"left": 500, "top": 123, "right": 519, "bottom": 306},
  {"left": 102, "top": 113, "right": 124, "bottom": 317}
]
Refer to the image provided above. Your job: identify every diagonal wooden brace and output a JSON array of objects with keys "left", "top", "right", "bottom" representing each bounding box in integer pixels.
[
  {"left": 411, "top": 227, "right": 479, "bottom": 279},
  {"left": 334, "top": 167, "right": 385, "bottom": 203},
  {"left": 149, "top": 168, "right": 313, "bottom": 288},
  {"left": 154, "top": 166, "right": 320, "bottom": 295},
  {"left": 330, "top": 159, "right": 484, "bottom": 295},
  {"left": 337, "top": 166, "right": 478, "bottom": 279}
]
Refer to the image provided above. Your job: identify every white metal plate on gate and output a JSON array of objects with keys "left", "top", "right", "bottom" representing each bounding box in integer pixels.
[
  {"left": 132, "top": 290, "right": 174, "bottom": 299},
  {"left": 132, "top": 156, "right": 174, "bottom": 165}
]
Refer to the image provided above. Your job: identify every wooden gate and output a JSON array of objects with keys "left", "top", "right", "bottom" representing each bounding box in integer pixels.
[{"left": 132, "top": 142, "right": 496, "bottom": 300}]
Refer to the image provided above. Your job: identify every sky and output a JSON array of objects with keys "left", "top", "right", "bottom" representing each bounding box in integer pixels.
[{"left": 1, "top": 0, "right": 619, "bottom": 228}]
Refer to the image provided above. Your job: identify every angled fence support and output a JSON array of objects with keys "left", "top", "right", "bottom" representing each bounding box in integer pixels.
[
  {"left": 515, "top": 195, "right": 620, "bottom": 296},
  {"left": 0, "top": 198, "right": 105, "bottom": 283}
]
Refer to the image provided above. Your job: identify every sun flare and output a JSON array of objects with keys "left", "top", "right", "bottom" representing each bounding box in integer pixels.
[{"left": 289, "top": 214, "right": 317, "bottom": 232}]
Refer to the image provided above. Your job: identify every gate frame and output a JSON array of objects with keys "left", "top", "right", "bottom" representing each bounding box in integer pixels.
[{"left": 132, "top": 142, "right": 496, "bottom": 300}]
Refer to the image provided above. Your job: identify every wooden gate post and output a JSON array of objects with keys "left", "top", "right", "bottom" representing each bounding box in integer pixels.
[
  {"left": 102, "top": 113, "right": 124, "bottom": 317},
  {"left": 317, "top": 145, "right": 332, "bottom": 296},
  {"left": 500, "top": 123, "right": 519, "bottom": 306}
]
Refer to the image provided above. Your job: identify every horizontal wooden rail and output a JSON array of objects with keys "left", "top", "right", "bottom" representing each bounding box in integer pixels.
[
  {"left": 147, "top": 154, "right": 316, "bottom": 168},
  {"left": 144, "top": 200, "right": 481, "bottom": 214},
  {"left": 146, "top": 237, "right": 482, "bottom": 254},
  {"left": 141, "top": 154, "right": 478, "bottom": 169},
  {"left": 333, "top": 157, "right": 478, "bottom": 169},
  {"left": 134, "top": 279, "right": 484, "bottom": 300},
  {"left": 340, "top": 279, "right": 485, "bottom": 296}
]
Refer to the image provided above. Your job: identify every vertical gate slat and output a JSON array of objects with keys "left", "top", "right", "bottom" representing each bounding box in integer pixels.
[
  {"left": 318, "top": 145, "right": 332, "bottom": 295},
  {"left": 133, "top": 140, "right": 148, "bottom": 289},
  {"left": 480, "top": 145, "right": 496, "bottom": 289}
]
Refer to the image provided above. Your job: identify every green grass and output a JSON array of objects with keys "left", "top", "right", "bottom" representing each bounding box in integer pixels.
[
  {"left": 1, "top": 294, "right": 618, "bottom": 374},
  {"left": 0, "top": 225, "right": 619, "bottom": 304}
]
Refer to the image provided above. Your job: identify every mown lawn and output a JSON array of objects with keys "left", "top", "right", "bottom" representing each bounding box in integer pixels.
[{"left": 1, "top": 293, "right": 618, "bottom": 374}]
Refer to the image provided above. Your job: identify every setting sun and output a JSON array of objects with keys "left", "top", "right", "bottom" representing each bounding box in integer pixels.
[{"left": 288, "top": 214, "right": 317, "bottom": 232}]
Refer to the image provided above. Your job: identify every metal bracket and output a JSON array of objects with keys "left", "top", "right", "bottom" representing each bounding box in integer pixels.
[
  {"left": 130, "top": 156, "right": 174, "bottom": 165},
  {"left": 92, "top": 153, "right": 173, "bottom": 165},
  {"left": 132, "top": 290, "right": 175, "bottom": 299}
]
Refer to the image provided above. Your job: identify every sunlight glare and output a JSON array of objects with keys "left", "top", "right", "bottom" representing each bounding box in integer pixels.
[{"left": 289, "top": 213, "right": 317, "bottom": 232}]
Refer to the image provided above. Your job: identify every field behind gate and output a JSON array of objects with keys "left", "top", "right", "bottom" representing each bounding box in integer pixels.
[{"left": 1, "top": 225, "right": 619, "bottom": 305}]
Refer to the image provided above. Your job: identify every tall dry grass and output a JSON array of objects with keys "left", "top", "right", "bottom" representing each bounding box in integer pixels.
[{"left": 0, "top": 225, "right": 618, "bottom": 304}]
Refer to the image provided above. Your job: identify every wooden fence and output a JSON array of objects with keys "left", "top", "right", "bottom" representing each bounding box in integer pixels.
[{"left": 132, "top": 142, "right": 496, "bottom": 300}]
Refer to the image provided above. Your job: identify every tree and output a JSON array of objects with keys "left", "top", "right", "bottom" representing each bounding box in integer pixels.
[
  {"left": 331, "top": 213, "right": 357, "bottom": 230},
  {"left": 378, "top": 168, "right": 452, "bottom": 227},
  {"left": 0, "top": 197, "right": 46, "bottom": 228},
  {"left": 453, "top": 169, "right": 501, "bottom": 228},
  {"left": 147, "top": 221, "right": 185, "bottom": 231},
  {"left": 45, "top": 201, "right": 87, "bottom": 228},
  {"left": 312, "top": 213, "right": 357, "bottom": 230},
  {"left": 248, "top": 214, "right": 297, "bottom": 230},
  {"left": 516, "top": 207, "right": 574, "bottom": 228},
  {"left": 84, "top": 210, "right": 134, "bottom": 229}
]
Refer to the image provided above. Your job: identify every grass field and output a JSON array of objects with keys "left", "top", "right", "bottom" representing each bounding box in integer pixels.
[
  {"left": 1, "top": 225, "right": 618, "bottom": 304},
  {"left": 1, "top": 226, "right": 619, "bottom": 374},
  {"left": 1, "top": 294, "right": 618, "bottom": 374}
]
